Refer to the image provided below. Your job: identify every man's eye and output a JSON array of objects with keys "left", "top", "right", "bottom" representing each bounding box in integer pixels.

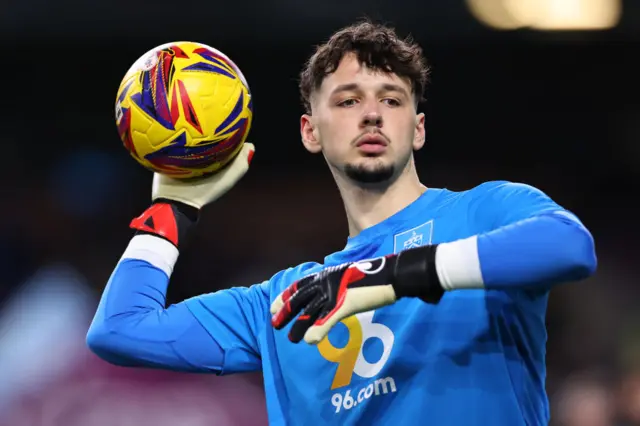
[
  {"left": 338, "top": 99, "right": 358, "bottom": 107},
  {"left": 382, "top": 98, "right": 401, "bottom": 107}
]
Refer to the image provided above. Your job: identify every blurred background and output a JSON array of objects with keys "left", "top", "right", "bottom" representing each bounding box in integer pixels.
[{"left": 1, "top": 0, "right": 638, "bottom": 424}]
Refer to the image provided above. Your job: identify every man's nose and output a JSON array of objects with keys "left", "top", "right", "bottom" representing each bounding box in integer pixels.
[{"left": 361, "top": 111, "right": 383, "bottom": 128}]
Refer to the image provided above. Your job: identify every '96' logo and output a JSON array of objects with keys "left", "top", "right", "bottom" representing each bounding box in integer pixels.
[{"left": 318, "top": 310, "right": 398, "bottom": 413}]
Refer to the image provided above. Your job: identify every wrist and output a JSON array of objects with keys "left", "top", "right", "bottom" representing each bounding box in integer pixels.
[
  {"left": 153, "top": 198, "right": 200, "bottom": 222},
  {"left": 121, "top": 234, "right": 179, "bottom": 277},
  {"left": 435, "top": 236, "right": 484, "bottom": 291},
  {"left": 391, "top": 244, "right": 444, "bottom": 304},
  {"left": 130, "top": 200, "right": 199, "bottom": 249}
]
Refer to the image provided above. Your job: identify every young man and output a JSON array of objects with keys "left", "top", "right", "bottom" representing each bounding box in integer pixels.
[{"left": 87, "top": 22, "right": 597, "bottom": 425}]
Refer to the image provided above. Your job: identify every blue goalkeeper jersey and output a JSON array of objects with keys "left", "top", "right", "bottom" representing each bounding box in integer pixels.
[{"left": 87, "top": 181, "right": 597, "bottom": 426}]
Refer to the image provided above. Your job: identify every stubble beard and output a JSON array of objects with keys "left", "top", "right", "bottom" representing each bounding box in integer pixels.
[{"left": 344, "top": 159, "right": 396, "bottom": 185}]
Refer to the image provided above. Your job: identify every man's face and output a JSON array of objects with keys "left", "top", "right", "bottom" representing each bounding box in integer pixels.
[{"left": 301, "top": 53, "right": 425, "bottom": 185}]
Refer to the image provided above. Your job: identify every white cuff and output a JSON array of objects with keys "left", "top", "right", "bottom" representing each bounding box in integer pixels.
[
  {"left": 435, "top": 236, "right": 484, "bottom": 290},
  {"left": 121, "top": 234, "right": 179, "bottom": 277}
]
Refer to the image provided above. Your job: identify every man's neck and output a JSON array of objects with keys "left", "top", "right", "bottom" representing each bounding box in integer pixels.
[{"left": 336, "top": 165, "right": 427, "bottom": 238}]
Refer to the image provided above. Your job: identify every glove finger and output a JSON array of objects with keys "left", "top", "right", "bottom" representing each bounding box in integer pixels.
[
  {"left": 152, "top": 143, "right": 256, "bottom": 208},
  {"left": 303, "top": 285, "right": 397, "bottom": 345},
  {"left": 303, "top": 304, "right": 349, "bottom": 345},
  {"left": 269, "top": 274, "right": 315, "bottom": 315},
  {"left": 199, "top": 142, "right": 254, "bottom": 201},
  {"left": 288, "top": 295, "right": 327, "bottom": 344},
  {"left": 271, "top": 280, "right": 318, "bottom": 330},
  {"left": 242, "top": 142, "right": 255, "bottom": 165}
]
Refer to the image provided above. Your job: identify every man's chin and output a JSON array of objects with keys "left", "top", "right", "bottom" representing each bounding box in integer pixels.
[{"left": 344, "top": 161, "right": 395, "bottom": 184}]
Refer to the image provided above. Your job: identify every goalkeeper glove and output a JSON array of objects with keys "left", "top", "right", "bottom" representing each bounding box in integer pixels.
[
  {"left": 270, "top": 244, "right": 444, "bottom": 345},
  {"left": 129, "top": 142, "right": 254, "bottom": 248}
]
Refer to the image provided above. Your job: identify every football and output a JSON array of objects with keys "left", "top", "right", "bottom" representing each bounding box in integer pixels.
[{"left": 114, "top": 41, "right": 253, "bottom": 178}]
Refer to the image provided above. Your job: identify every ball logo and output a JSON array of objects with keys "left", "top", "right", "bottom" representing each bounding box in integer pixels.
[
  {"left": 317, "top": 310, "right": 394, "bottom": 390},
  {"left": 141, "top": 53, "right": 158, "bottom": 71},
  {"left": 115, "top": 101, "right": 123, "bottom": 123},
  {"left": 124, "top": 49, "right": 160, "bottom": 78}
]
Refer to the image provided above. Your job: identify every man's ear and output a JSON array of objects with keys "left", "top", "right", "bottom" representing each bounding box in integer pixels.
[
  {"left": 413, "top": 112, "right": 426, "bottom": 151},
  {"left": 301, "top": 114, "right": 322, "bottom": 154}
]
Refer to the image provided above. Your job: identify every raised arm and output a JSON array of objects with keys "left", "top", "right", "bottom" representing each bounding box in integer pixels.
[
  {"left": 87, "top": 235, "right": 269, "bottom": 374},
  {"left": 86, "top": 143, "right": 266, "bottom": 373}
]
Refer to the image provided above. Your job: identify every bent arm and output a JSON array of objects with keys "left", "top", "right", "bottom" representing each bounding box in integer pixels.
[
  {"left": 437, "top": 210, "right": 597, "bottom": 292},
  {"left": 86, "top": 257, "right": 226, "bottom": 372},
  {"left": 86, "top": 235, "right": 265, "bottom": 374}
]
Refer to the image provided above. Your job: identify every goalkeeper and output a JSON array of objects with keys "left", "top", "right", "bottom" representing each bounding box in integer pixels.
[{"left": 87, "top": 21, "right": 597, "bottom": 426}]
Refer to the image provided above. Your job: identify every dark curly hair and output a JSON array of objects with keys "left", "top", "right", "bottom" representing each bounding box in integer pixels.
[{"left": 299, "top": 20, "right": 430, "bottom": 114}]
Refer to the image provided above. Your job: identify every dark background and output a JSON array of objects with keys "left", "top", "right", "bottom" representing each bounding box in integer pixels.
[{"left": 1, "top": 1, "right": 638, "bottom": 425}]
